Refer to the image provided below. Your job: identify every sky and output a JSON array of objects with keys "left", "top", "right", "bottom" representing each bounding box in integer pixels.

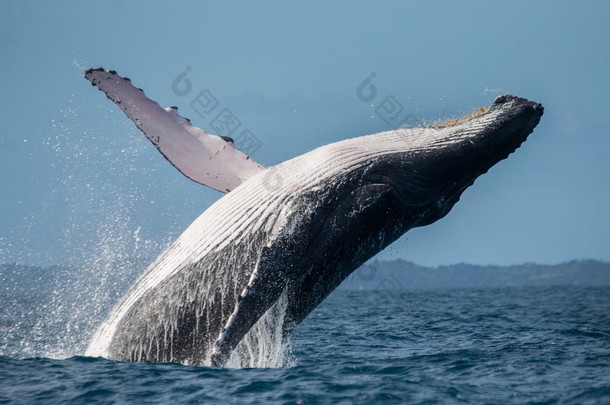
[{"left": 0, "top": 1, "right": 609, "bottom": 267}]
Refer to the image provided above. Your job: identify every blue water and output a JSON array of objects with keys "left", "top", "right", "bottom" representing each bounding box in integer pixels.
[{"left": 1, "top": 286, "right": 609, "bottom": 404}]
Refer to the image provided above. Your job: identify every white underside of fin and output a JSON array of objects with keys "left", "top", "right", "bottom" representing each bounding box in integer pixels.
[{"left": 85, "top": 68, "right": 264, "bottom": 193}]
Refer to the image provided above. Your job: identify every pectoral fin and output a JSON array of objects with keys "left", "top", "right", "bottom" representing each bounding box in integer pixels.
[
  {"left": 210, "top": 245, "right": 292, "bottom": 367},
  {"left": 85, "top": 68, "right": 264, "bottom": 192}
]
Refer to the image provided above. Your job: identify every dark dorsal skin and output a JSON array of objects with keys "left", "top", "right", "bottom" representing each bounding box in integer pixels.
[{"left": 83, "top": 71, "right": 543, "bottom": 367}]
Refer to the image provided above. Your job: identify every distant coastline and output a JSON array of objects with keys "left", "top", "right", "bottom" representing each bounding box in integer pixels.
[
  {"left": 1, "top": 260, "right": 609, "bottom": 296},
  {"left": 342, "top": 259, "right": 610, "bottom": 291}
]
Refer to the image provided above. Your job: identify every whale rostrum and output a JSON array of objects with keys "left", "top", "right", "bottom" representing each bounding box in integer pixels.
[{"left": 83, "top": 68, "right": 543, "bottom": 366}]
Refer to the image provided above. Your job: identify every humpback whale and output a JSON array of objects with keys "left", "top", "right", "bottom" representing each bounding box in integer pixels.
[{"left": 83, "top": 68, "right": 543, "bottom": 367}]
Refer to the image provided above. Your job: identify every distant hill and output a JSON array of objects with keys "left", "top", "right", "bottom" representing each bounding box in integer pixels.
[
  {"left": 2, "top": 260, "right": 609, "bottom": 297},
  {"left": 0, "top": 259, "right": 147, "bottom": 298},
  {"left": 341, "top": 260, "right": 610, "bottom": 291}
]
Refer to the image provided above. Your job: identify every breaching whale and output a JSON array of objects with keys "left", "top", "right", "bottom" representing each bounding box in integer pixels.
[{"left": 83, "top": 68, "right": 543, "bottom": 367}]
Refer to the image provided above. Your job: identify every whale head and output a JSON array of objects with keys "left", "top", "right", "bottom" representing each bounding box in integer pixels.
[{"left": 362, "top": 95, "right": 544, "bottom": 229}]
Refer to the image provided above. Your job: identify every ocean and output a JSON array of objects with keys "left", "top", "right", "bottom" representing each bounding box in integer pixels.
[{"left": 1, "top": 285, "right": 609, "bottom": 404}]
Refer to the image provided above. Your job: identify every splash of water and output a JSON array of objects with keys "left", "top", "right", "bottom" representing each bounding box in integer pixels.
[
  {"left": 226, "top": 292, "right": 295, "bottom": 368},
  {"left": 0, "top": 95, "right": 167, "bottom": 359},
  {"left": 2, "top": 89, "right": 294, "bottom": 368}
]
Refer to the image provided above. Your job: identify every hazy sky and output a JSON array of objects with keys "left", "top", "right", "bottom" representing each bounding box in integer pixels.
[{"left": 1, "top": 1, "right": 608, "bottom": 267}]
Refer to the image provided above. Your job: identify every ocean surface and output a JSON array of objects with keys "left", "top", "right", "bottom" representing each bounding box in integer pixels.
[{"left": 1, "top": 285, "right": 609, "bottom": 404}]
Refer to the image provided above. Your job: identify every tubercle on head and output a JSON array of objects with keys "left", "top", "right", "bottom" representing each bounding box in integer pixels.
[
  {"left": 429, "top": 107, "right": 489, "bottom": 129},
  {"left": 427, "top": 93, "right": 543, "bottom": 130}
]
